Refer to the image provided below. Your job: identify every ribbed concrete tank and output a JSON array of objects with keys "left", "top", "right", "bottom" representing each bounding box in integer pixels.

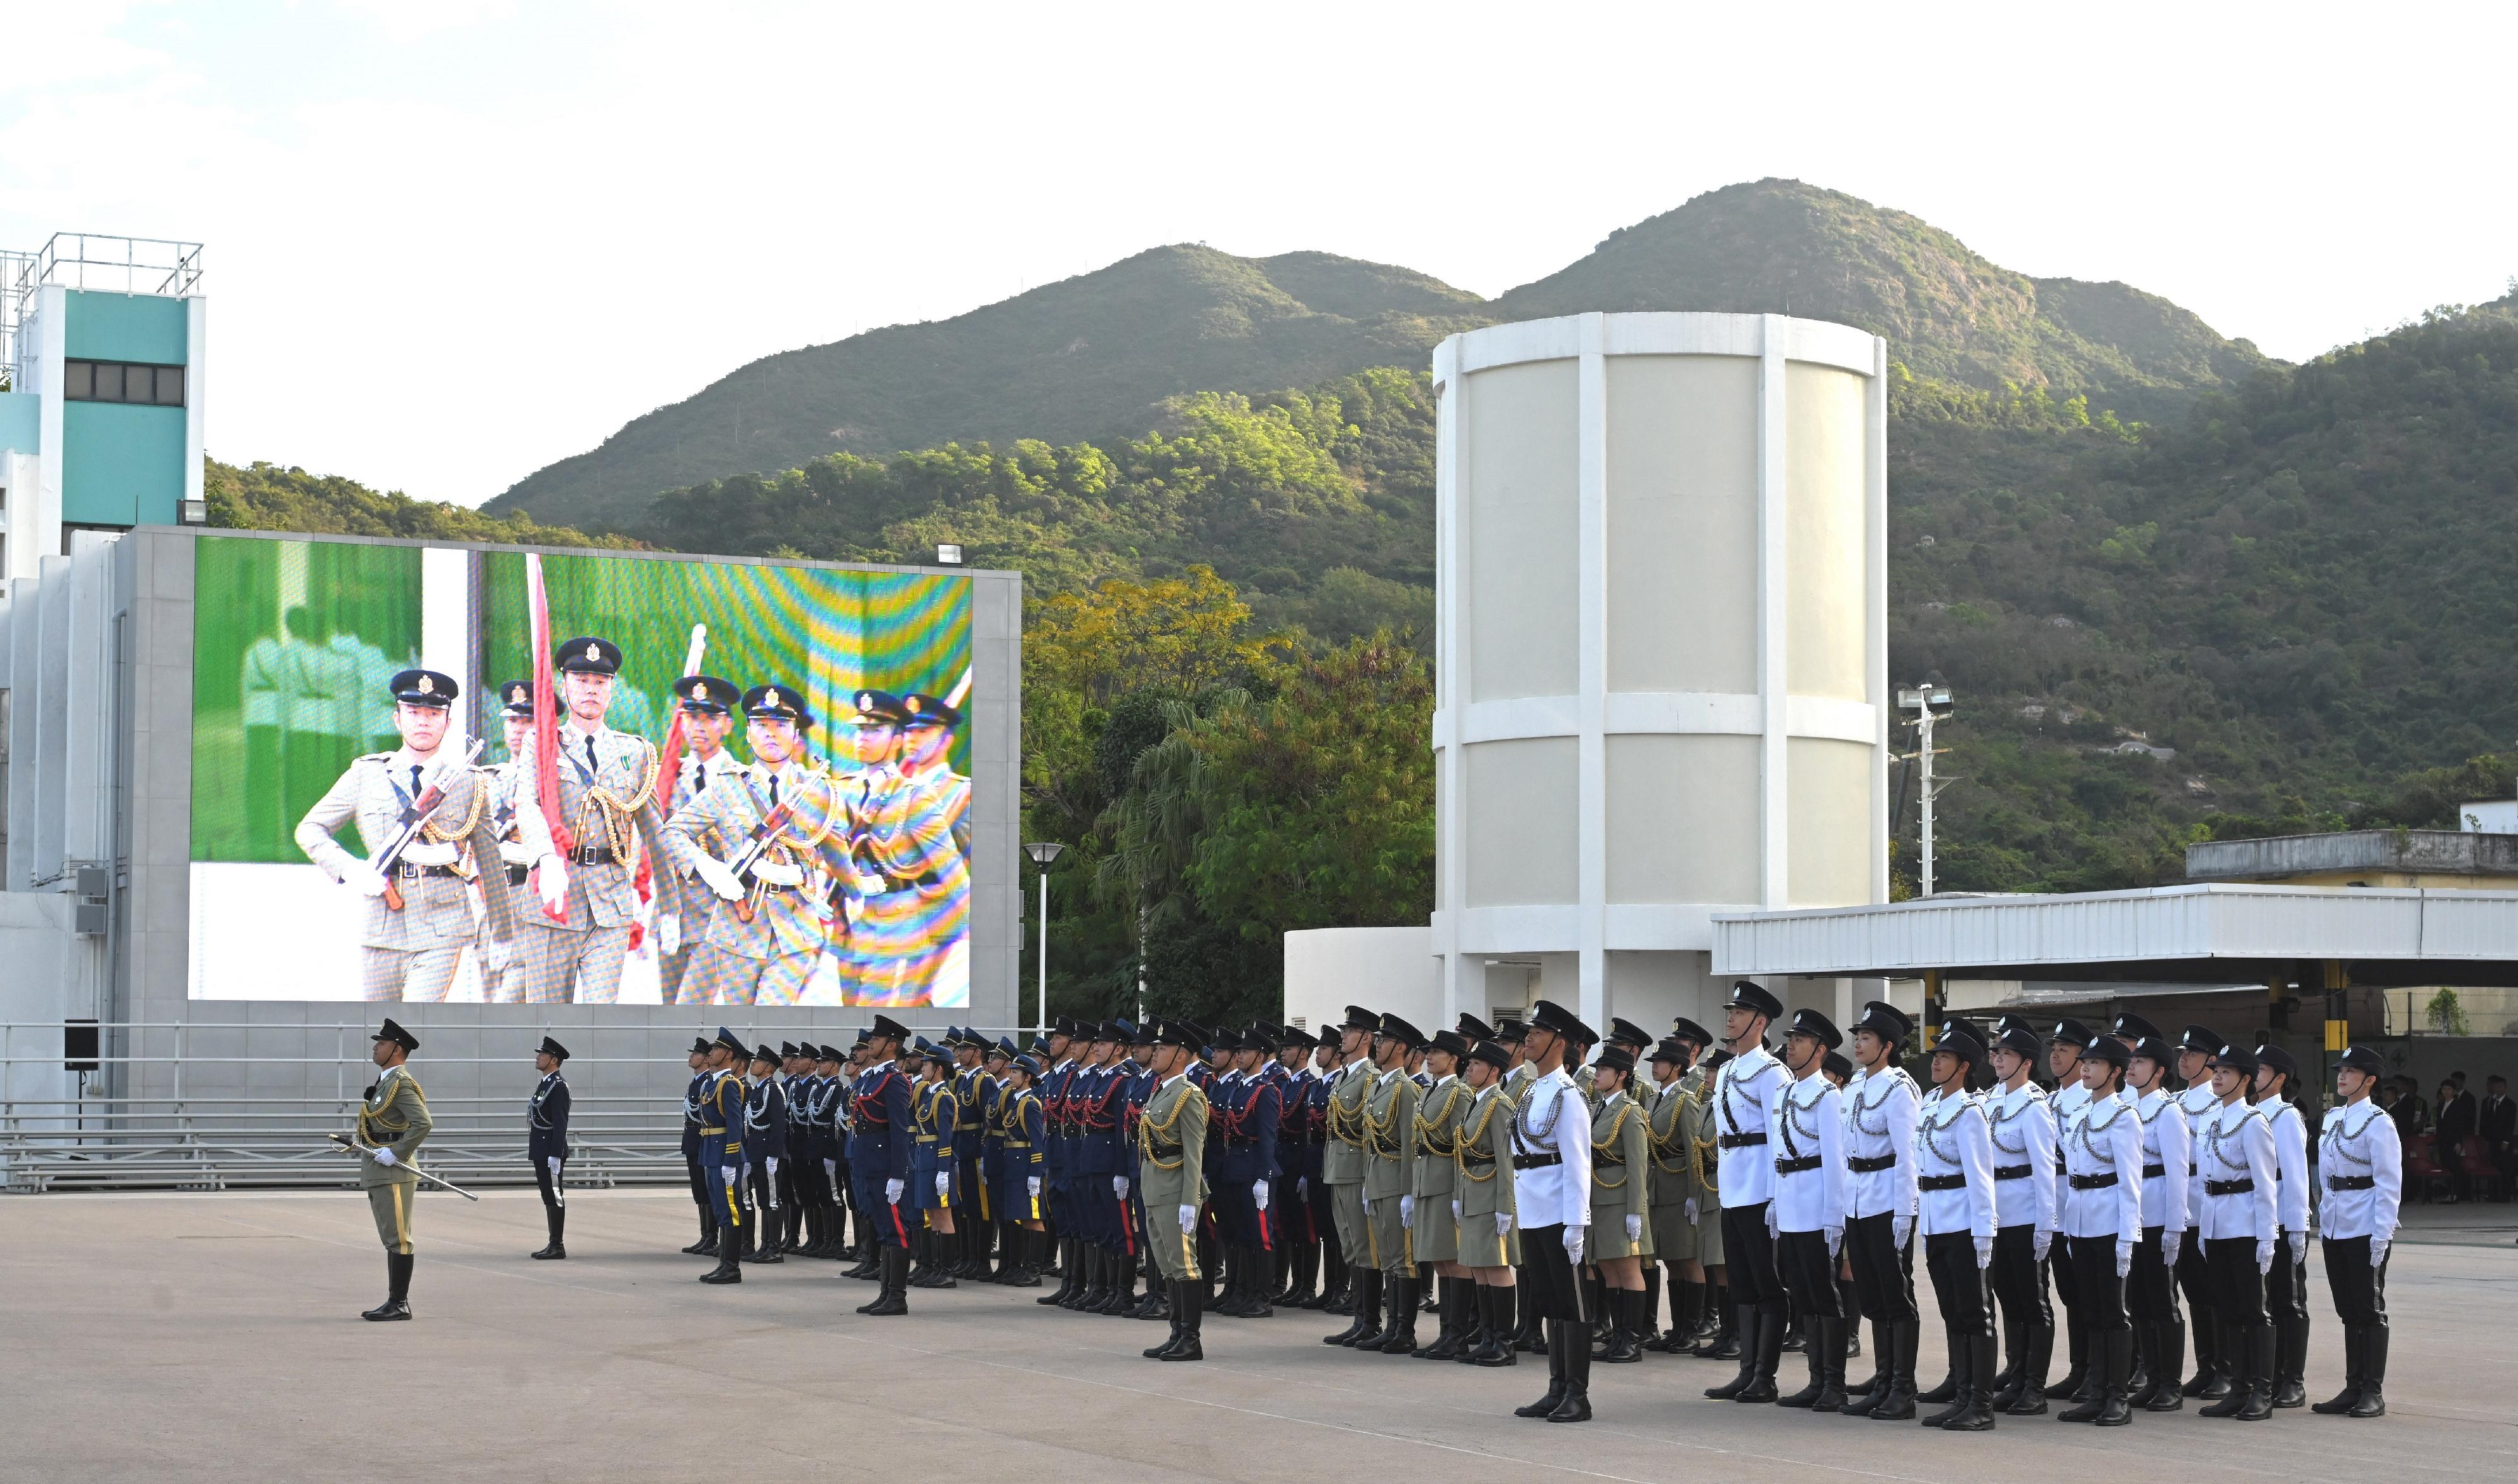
[{"left": 1429, "top": 313, "right": 1888, "bottom": 1035}]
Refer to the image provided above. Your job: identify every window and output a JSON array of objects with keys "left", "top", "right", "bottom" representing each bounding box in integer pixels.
[{"left": 64, "top": 359, "right": 184, "bottom": 407}]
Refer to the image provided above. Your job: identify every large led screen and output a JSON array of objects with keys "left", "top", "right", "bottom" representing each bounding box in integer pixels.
[{"left": 188, "top": 536, "right": 973, "bottom": 1006}]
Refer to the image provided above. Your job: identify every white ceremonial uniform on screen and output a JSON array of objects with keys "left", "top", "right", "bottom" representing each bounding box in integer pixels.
[{"left": 512, "top": 722, "right": 666, "bottom": 1006}]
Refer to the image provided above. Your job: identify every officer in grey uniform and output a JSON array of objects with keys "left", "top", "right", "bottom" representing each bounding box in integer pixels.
[
  {"left": 656, "top": 675, "right": 745, "bottom": 1004},
  {"left": 479, "top": 680, "right": 541, "bottom": 1004},
  {"left": 658, "top": 683, "right": 852, "bottom": 1007},
  {"left": 294, "top": 668, "right": 514, "bottom": 1002},
  {"left": 512, "top": 638, "right": 668, "bottom": 1005}
]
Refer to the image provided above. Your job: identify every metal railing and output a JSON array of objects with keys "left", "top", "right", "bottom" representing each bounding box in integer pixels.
[
  {"left": 1, "top": 1019, "right": 686, "bottom": 1194},
  {"left": 3, "top": 233, "right": 204, "bottom": 384}
]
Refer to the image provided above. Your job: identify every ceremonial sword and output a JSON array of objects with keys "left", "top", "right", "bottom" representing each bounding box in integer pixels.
[{"left": 329, "top": 1131, "right": 482, "bottom": 1201}]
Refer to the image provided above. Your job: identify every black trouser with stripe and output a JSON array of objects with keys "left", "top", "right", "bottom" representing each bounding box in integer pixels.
[
  {"left": 1926, "top": 1231, "right": 1994, "bottom": 1337},
  {"left": 2320, "top": 1237, "right": 2388, "bottom": 1327},
  {"left": 1844, "top": 1211, "right": 1917, "bottom": 1322}
]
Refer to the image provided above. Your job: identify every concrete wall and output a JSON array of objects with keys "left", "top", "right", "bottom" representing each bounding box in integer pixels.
[{"left": 1283, "top": 926, "right": 1438, "bottom": 1041}]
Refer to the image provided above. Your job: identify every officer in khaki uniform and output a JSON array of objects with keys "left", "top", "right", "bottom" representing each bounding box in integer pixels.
[
  {"left": 654, "top": 675, "right": 745, "bottom": 1005},
  {"left": 478, "top": 680, "right": 541, "bottom": 1004},
  {"left": 1137, "top": 1017, "right": 1212, "bottom": 1362},
  {"left": 1645, "top": 1035, "right": 1713, "bottom": 1349},
  {"left": 512, "top": 637, "right": 667, "bottom": 1005},
  {"left": 1455, "top": 1037, "right": 1523, "bottom": 1365},
  {"left": 294, "top": 669, "right": 514, "bottom": 1003},
  {"left": 658, "top": 683, "right": 851, "bottom": 1006},
  {"left": 1410, "top": 1028, "right": 1472, "bottom": 1357},
  {"left": 1588, "top": 1043, "right": 1654, "bottom": 1361},
  {"left": 1360, "top": 1013, "right": 1426, "bottom": 1354},
  {"left": 1322, "top": 1005, "right": 1382, "bottom": 1345},
  {"left": 349, "top": 1018, "right": 432, "bottom": 1320}
]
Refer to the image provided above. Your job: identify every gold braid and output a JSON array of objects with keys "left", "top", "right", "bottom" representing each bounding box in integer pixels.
[
  {"left": 1593, "top": 1101, "right": 1636, "bottom": 1189},
  {"left": 1647, "top": 1086, "right": 1697, "bottom": 1172},
  {"left": 1138, "top": 1083, "right": 1204, "bottom": 1170},
  {"left": 1413, "top": 1081, "right": 1465, "bottom": 1159},
  {"left": 572, "top": 741, "right": 662, "bottom": 860},
  {"left": 417, "top": 773, "right": 490, "bottom": 878},
  {"left": 1456, "top": 1091, "right": 1503, "bottom": 1183}
]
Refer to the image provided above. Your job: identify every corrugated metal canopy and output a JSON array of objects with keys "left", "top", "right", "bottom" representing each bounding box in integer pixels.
[{"left": 1713, "top": 884, "right": 2518, "bottom": 987}]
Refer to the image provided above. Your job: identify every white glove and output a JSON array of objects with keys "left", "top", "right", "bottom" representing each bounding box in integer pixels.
[
  {"left": 1360, "top": 1197, "right": 1372, "bottom": 1217},
  {"left": 935, "top": 1172, "right": 951, "bottom": 1199},
  {"left": 1496, "top": 1211, "right": 1513, "bottom": 1237},
  {"left": 1974, "top": 1234, "right": 1994, "bottom": 1269},
  {"left": 1893, "top": 1213, "right": 1912, "bottom": 1250},
  {"left": 1683, "top": 1196, "right": 1698, "bottom": 1224},
  {"left": 372, "top": 1147, "right": 397, "bottom": 1167},
  {"left": 1027, "top": 1175, "right": 1041, "bottom": 1199},
  {"left": 534, "top": 855, "right": 571, "bottom": 911},
  {"left": 1253, "top": 1181, "right": 1270, "bottom": 1213},
  {"left": 656, "top": 912, "right": 680, "bottom": 956},
  {"left": 1564, "top": 1225, "right": 1586, "bottom": 1265},
  {"left": 1178, "top": 1204, "right": 1197, "bottom": 1232},
  {"left": 1399, "top": 1195, "right": 1414, "bottom": 1229},
  {"left": 345, "top": 862, "right": 392, "bottom": 898},
  {"left": 2162, "top": 1230, "right": 2182, "bottom": 1269},
  {"left": 1764, "top": 1203, "right": 1780, "bottom": 1239},
  {"left": 1113, "top": 1176, "right": 1129, "bottom": 1200},
  {"left": 2371, "top": 1238, "right": 2389, "bottom": 1269},
  {"left": 1451, "top": 1199, "right": 1461, "bottom": 1222},
  {"left": 694, "top": 855, "right": 746, "bottom": 903},
  {"left": 2255, "top": 1237, "right": 2274, "bottom": 1273},
  {"left": 1825, "top": 1225, "right": 1844, "bottom": 1260},
  {"left": 884, "top": 1178, "right": 904, "bottom": 1205},
  {"left": 1296, "top": 1176, "right": 1307, "bottom": 1198},
  {"left": 2033, "top": 1230, "right": 2053, "bottom": 1263},
  {"left": 2116, "top": 1237, "right": 2134, "bottom": 1277},
  {"left": 2288, "top": 1230, "right": 2306, "bottom": 1266},
  {"left": 1625, "top": 1213, "right": 1643, "bottom": 1244}
]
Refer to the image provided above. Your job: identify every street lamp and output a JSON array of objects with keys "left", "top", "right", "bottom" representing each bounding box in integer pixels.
[
  {"left": 1895, "top": 683, "right": 1956, "bottom": 896},
  {"left": 1023, "top": 842, "right": 1065, "bottom": 1033}
]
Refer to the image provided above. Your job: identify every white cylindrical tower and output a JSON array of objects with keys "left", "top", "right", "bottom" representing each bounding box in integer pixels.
[{"left": 1430, "top": 313, "right": 1888, "bottom": 1035}]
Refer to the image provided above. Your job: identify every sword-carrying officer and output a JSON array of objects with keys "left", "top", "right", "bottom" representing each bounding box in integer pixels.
[
  {"left": 1271, "top": 1025, "right": 1321, "bottom": 1306},
  {"left": 1214, "top": 1025, "right": 1283, "bottom": 1318},
  {"left": 780, "top": 1043, "right": 820, "bottom": 1256},
  {"left": 1071, "top": 1021, "right": 1132, "bottom": 1313},
  {"left": 849, "top": 1015, "right": 917, "bottom": 1314},
  {"left": 998, "top": 1052, "right": 1050, "bottom": 1284},
  {"left": 697, "top": 1028, "right": 750, "bottom": 1285},
  {"left": 983, "top": 1034, "right": 1020, "bottom": 1281},
  {"left": 910, "top": 1038, "right": 961, "bottom": 1288},
  {"left": 679, "top": 1037, "right": 719, "bottom": 1256},
  {"left": 950, "top": 1028, "right": 996, "bottom": 1279},
  {"left": 741, "top": 1042, "right": 788, "bottom": 1265},
  {"left": 1138, "top": 1018, "right": 1213, "bottom": 1362},
  {"left": 1036, "top": 1018, "right": 1086, "bottom": 1308},
  {"left": 528, "top": 1035, "right": 571, "bottom": 1261}
]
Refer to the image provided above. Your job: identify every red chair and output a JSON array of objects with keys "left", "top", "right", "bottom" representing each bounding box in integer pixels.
[
  {"left": 2456, "top": 1136, "right": 2504, "bottom": 1203},
  {"left": 2403, "top": 1133, "right": 2444, "bottom": 1203}
]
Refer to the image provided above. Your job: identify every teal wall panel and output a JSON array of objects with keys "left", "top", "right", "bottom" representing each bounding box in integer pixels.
[
  {"left": 63, "top": 401, "right": 186, "bottom": 526},
  {"left": 0, "top": 391, "right": 37, "bottom": 454},
  {"left": 64, "top": 291, "right": 189, "bottom": 364}
]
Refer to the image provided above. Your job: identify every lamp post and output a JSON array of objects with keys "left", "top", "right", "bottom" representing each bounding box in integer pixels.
[
  {"left": 1023, "top": 842, "right": 1064, "bottom": 1033},
  {"left": 1895, "top": 683, "right": 1955, "bottom": 896}
]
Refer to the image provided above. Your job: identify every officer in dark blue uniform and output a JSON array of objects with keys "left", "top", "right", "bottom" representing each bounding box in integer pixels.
[
  {"left": 951, "top": 1028, "right": 998, "bottom": 1279},
  {"left": 1036, "top": 1017, "right": 1085, "bottom": 1307},
  {"left": 1272, "top": 1024, "right": 1323, "bottom": 1305},
  {"left": 1119, "top": 1021, "right": 1165, "bottom": 1320},
  {"left": 1215, "top": 1025, "right": 1284, "bottom": 1318},
  {"left": 777, "top": 1042, "right": 816, "bottom": 1256},
  {"left": 850, "top": 1015, "right": 917, "bottom": 1313},
  {"left": 1070, "top": 1020, "right": 1132, "bottom": 1313},
  {"left": 742, "top": 1042, "right": 788, "bottom": 1264},
  {"left": 983, "top": 1034, "right": 1019, "bottom": 1282},
  {"left": 805, "top": 1043, "right": 848, "bottom": 1258},
  {"left": 908, "top": 1038, "right": 962, "bottom": 1289},
  {"left": 679, "top": 1036, "right": 718, "bottom": 1256},
  {"left": 999, "top": 1052, "right": 1051, "bottom": 1283},
  {"left": 528, "top": 1035, "right": 572, "bottom": 1260},
  {"left": 699, "top": 1028, "right": 751, "bottom": 1285}
]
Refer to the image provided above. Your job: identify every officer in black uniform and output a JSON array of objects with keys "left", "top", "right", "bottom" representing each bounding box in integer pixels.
[
  {"left": 528, "top": 1035, "right": 572, "bottom": 1259},
  {"left": 743, "top": 1042, "right": 789, "bottom": 1264},
  {"left": 679, "top": 1035, "right": 718, "bottom": 1256}
]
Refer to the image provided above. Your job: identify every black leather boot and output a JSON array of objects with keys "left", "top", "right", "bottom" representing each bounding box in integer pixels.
[
  {"left": 532, "top": 1205, "right": 567, "bottom": 1260},
  {"left": 2347, "top": 1326, "right": 2387, "bottom": 1417},
  {"left": 1379, "top": 1275, "right": 1420, "bottom": 1353},
  {"left": 1162, "top": 1279, "right": 1206, "bottom": 1361},
  {"left": 363, "top": 1252, "right": 414, "bottom": 1320},
  {"left": 1244, "top": 1248, "right": 1276, "bottom": 1318},
  {"left": 1097, "top": 1248, "right": 1134, "bottom": 1313},
  {"left": 1640, "top": 1266, "right": 1664, "bottom": 1351},
  {"left": 1922, "top": 1327, "right": 1972, "bottom": 1427},
  {"left": 1333, "top": 1270, "right": 1382, "bottom": 1347},
  {"left": 2272, "top": 1313, "right": 2310, "bottom": 1408},
  {"left": 2234, "top": 1324, "right": 2275, "bottom": 1421},
  {"left": 1596, "top": 1289, "right": 1641, "bottom": 1364},
  {"left": 1475, "top": 1285, "right": 1519, "bottom": 1366},
  {"left": 2200, "top": 1321, "right": 2250, "bottom": 1417},
  {"left": 1064, "top": 1246, "right": 1102, "bottom": 1310},
  {"left": 748, "top": 1205, "right": 784, "bottom": 1264},
  {"left": 1516, "top": 1322, "right": 1570, "bottom": 1417},
  {"left": 1549, "top": 1317, "right": 1594, "bottom": 1423},
  {"left": 1705, "top": 1305, "right": 1761, "bottom": 1399},
  {"left": 1737, "top": 1303, "right": 1785, "bottom": 1402},
  {"left": 2060, "top": 1325, "right": 2121, "bottom": 1422},
  {"left": 2091, "top": 1327, "right": 2133, "bottom": 1425},
  {"left": 1145, "top": 1279, "right": 1187, "bottom": 1358},
  {"left": 684, "top": 1205, "right": 717, "bottom": 1256},
  {"left": 1814, "top": 1316, "right": 1848, "bottom": 1410},
  {"left": 2049, "top": 1315, "right": 2091, "bottom": 1401},
  {"left": 1419, "top": 1278, "right": 1463, "bottom": 1357},
  {"left": 2005, "top": 1322, "right": 2052, "bottom": 1415},
  {"left": 2184, "top": 1304, "right": 2226, "bottom": 1397},
  {"left": 1693, "top": 1288, "right": 1739, "bottom": 1358},
  {"left": 1039, "top": 1239, "right": 1078, "bottom": 1304},
  {"left": 700, "top": 1228, "right": 744, "bottom": 1284},
  {"left": 859, "top": 1245, "right": 908, "bottom": 1315},
  {"left": 2146, "top": 1315, "right": 2186, "bottom": 1410},
  {"left": 1845, "top": 1319, "right": 1892, "bottom": 1415},
  {"left": 1779, "top": 1312, "right": 1834, "bottom": 1408},
  {"left": 2314, "top": 1325, "right": 2364, "bottom": 1414},
  {"left": 1868, "top": 1320, "right": 1921, "bottom": 1420},
  {"left": 1941, "top": 1329, "right": 1999, "bottom": 1431}
]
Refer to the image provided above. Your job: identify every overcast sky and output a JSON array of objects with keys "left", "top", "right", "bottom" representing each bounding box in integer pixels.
[{"left": 7, "top": 2, "right": 2509, "bottom": 509}]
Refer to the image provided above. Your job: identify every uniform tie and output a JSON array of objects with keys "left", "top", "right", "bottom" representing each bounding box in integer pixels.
[
  {"left": 409, "top": 764, "right": 423, "bottom": 802},
  {"left": 769, "top": 773, "right": 781, "bottom": 809},
  {"left": 583, "top": 735, "right": 599, "bottom": 777}
]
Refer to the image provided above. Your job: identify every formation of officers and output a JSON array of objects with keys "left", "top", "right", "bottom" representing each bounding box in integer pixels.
[
  {"left": 293, "top": 640, "right": 969, "bottom": 1008},
  {"left": 340, "top": 985, "right": 2408, "bottom": 1433}
]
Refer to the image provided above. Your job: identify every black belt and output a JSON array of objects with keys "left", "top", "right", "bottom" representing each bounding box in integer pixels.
[
  {"left": 1511, "top": 1153, "right": 1561, "bottom": 1170},
  {"left": 1718, "top": 1132, "right": 1766, "bottom": 1149},
  {"left": 1775, "top": 1155, "right": 1822, "bottom": 1175},
  {"left": 2142, "top": 1162, "right": 2165, "bottom": 1179},
  {"left": 1596, "top": 1157, "right": 1625, "bottom": 1169},
  {"left": 2205, "top": 1178, "right": 2254, "bottom": 1196},
  {"left": 1462, "top": 1155, "right": 1496, "bottom": 1168},
  {"left": 2069, "top": 1172, "right": 2117, "bottom": 1190},
  {"left": 507, "top": 864, "right": 531, "bottom": 885},
  {"left": 881, "top": 869, "right": 944, "bottom": 893},
  {"left": 1918, "top": 1174, "right": 1967, "bottom": 1192},
  {"left": 568, "top": 843, "right": 618, "bottom": 866},
  {"left": 1993, "top": 1164, "right": 2031, "bottom": 1181},
  {"left": 393, "top": 862, "right": 462, "bottom": 880},
  {"left": 1848, "top": 1153, "right": 1898, "bottom": 1174},
  {"left": 2328, "top": 1175, "right": 2375, "bottom": 1191}
]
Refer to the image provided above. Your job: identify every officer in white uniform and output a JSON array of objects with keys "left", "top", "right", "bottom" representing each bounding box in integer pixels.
[
  {"left": 1914, "top": 1021, "right": 2001, "bottom": 1431},
  {"left": 1839, "top": 1000, "right": 1922, "bottom": 1419},
  {"left": 1768, "top": 1008, "right": 1850, "bottom": 1412},
  {"left": 2252, "top": 1042, "right": 2313, "bottom": 1408},
  {"left": 2057, "top": 1036, "right": 2143, "bottom": 1425},
  {"left": 2173, "top": 1023, "right": 2231, "bottom": 1399},
  {"left": 1507, "top": 999, "right": 1596, "bottom": 1425},
  {"left": 2194, "top": 1042, "right": 2281, "bottom": 1420},
  {"left": 2125, "top": 1034, "right": 2192, "bottom": 1409},
  {"left": 2312, "top": 1043, "right": 2401, "bottom": 1419},
  {"left": 2041, "top": 1018, "right": 2097, "bottom": 1402},
  {"left": 1702, "top": 981, "right": 1790, "bottom": 1405}
]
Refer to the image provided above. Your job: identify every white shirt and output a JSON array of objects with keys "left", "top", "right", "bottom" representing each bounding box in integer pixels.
[
  {"left": 1713, "top": 1046, "right": 1785, "bottom": 1208},
  {"left": 1985, "top": 1079, "right": 2057, "bottom": 1235},
  {"left": 1843, "top": 1062, "right": 1921, "bottom": 1222},
  {"left": 2262, "top": 1097, "right": 2310, "bottom": 1234},
  {"left": 2060, "top": 1089, "right": 2144, "bottom": 1244},
  {"left": 1915, "top": 1087, "right": 1998, "bottom": 1240},
  {"left": 2317, "top": 1099, "right": 2403, "bottom": 1242},
  {"left": 1768, "top": 1071, "right": 1847, "bottom": 1236},
  {"left": 2133, "top": 1088, "right": 2190, "bottom": 1232},
  {"left": 2051, "top": 1079, "right": 2093, "bottom": 1225},
  {"left": 2194, "top": 1097, "right": 2279, "bottom": 1242},
  {"left": 2176, "top": 1080, "right": 2222, "bottom": 1230},
  {"left": 1509, "top": 1066, "right": 1593, "bottom": 1230}
]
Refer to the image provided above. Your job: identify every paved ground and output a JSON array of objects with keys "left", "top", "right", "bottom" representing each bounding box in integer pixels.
[{"left": 2, "top": 1191, "right": 2512, "bottom": 1484}]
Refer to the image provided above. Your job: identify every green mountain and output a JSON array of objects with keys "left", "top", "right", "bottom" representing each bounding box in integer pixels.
[
  {"left": 488, "top": 179, "right": 2266, "bottom": 533},
  {"left": 487, "top": 247, "right": 1486, "bottom": 530}
]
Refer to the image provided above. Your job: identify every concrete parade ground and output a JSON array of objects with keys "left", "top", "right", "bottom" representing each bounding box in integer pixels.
[{"left": 1, "top": 1191, "right": 2512, "bottom": 1483}]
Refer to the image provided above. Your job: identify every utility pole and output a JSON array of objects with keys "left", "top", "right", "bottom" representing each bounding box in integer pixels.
[
  {"left": 1896, "top": 684, "right": 1956, "bottom": 896},
  {"left": 1024, "top": 841, "right": 1064, "bottom": 1031}
]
